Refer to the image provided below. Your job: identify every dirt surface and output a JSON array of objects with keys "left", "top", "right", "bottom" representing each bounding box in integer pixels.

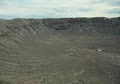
[{"left": 0, "top": 18, "right": 120, "bottom": 84}]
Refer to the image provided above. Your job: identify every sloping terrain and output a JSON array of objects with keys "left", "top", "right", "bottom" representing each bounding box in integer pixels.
[{"left": 0, "top": 17, "right": 120, "bottom": 84}]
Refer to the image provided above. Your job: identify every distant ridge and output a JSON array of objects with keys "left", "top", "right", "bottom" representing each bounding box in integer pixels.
[{"left": 0, "top": 17, "right": 120, "bottom": 36}]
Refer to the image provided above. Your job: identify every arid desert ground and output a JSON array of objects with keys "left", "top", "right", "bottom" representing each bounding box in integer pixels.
[{"left": 0, "top": 17, "right": 120, "bottom": 84}]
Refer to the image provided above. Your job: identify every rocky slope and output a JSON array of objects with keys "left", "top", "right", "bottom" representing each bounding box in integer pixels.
[
  {"left": 0, "top": 17, "right": 120, "bottom": 84},
  {"left": 0, "top": 17, "right": 120, "bottom": 36}
]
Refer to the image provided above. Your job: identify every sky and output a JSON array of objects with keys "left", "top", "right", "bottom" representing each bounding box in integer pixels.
[{"left": 0, "top": 0, "right": 120, "bottom": 19}]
